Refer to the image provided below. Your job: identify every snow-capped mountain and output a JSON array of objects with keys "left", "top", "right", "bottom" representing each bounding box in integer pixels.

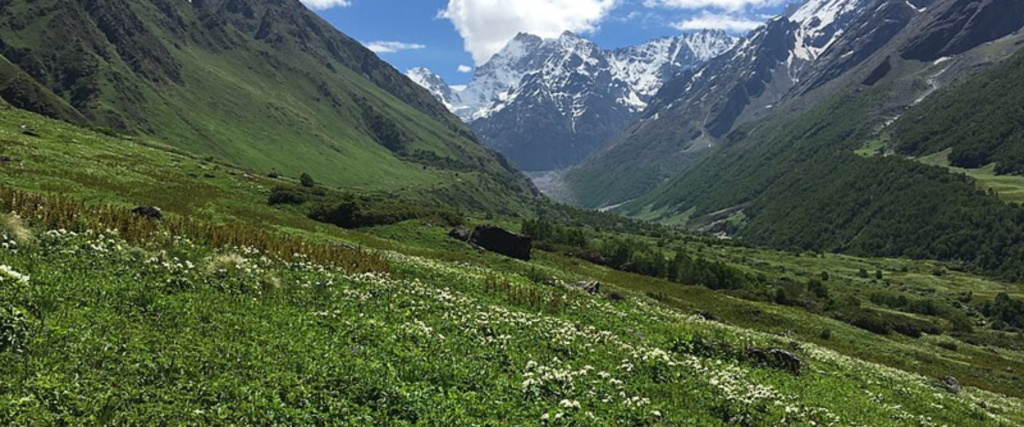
[
  {"left": 789, "top": 0, "right": 868, "bottom": 61},
  {"left": 406, "top": 30, "right": 736, "bottom": 171},
  {"left": 610, "top": 30, "right": 738, "bottom": 98},
  {"left": 406, "top": 68, "right": 461, "bottom": 111},
  {"left": 564, "top": 0, "right": 886, "bottom": 207},
  {"left": 565, "top": 0, "right": 1024, "bottom": 209}
]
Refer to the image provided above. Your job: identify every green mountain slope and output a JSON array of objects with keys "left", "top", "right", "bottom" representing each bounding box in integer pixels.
[
  {"left": 0, "top": 0, "right": 534, "bottom": 211},
  {"left": 625, "top": 51, "right": 1024, "bottom": 280},
  {"left": 894, "top": 49, "right": 1024, "bottom": 174}
]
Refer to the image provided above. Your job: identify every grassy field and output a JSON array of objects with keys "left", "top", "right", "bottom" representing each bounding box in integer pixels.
[
  {"left": 366, "top": 220, "right": 1024, "bottom": 398},
  {"left": 2, "top": 196, "right": 1023, "bottom": 425},
  {"left": 917, "top": 149, "right": 1024, "bottom": 204},
  {"left": 1, "top": 105, "right": 1024, "bottom": 424}
]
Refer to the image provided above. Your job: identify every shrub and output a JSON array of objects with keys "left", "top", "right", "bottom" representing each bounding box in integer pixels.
[
  {"left": 299, "top": 173, "right": 316, "bottom": 188},
  {"left": 206, "top": 253, "right": 248, "bottom": 277},
  {"left": 981, "top": 293, "right": 1024, "bottom": 331},
  {"left": 819, "top": 328, "right": 832, "bottom": 340},
  {"left": 309, "top": 195, "right": 463, "bottom": 229},
  {"left": 0, "top": 213, "right": 31, "bottom": 245},
  {"left": 268, "top": 187, "right": 308, "bottom": 206},
  {"left": 525, "top": 267, "right": 553, "bottom": 285},
  {"left": 0, "top": 304, "right": 29, "bottom": 354},
  {"left": 837, "top": 307, "right": 891, "bottom": 335},
  {"left": 807, "top": 279, "right": 830, "bottom": 299}
]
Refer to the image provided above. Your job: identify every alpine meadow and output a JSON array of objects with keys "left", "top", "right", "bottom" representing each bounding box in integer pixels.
[{"left": 1, "top": 0, "right": 1024, "bottom": 425}]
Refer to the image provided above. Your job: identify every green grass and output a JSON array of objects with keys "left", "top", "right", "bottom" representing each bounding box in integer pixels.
[
  {"left": 366, "top": 220, "right": 1024, "bottom": 398},
  {"left": 854, "top": 138, "right": 887, "bottom": 158},
  {"left": 1, "top": 98, "right": 1024, "bottom": 424},
  {"left": 917, "top": 149, "right": 1024, "bottom": 204},
  {"left": 2, "top": 209, "right": 1023, "bottom": 425}
]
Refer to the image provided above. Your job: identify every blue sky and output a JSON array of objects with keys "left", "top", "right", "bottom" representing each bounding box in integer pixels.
[{"left": 305, "top": 0, "right": 792, "bottom": 86}]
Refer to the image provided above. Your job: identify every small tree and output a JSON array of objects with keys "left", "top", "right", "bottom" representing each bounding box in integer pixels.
[
  {"left": 859, "top": 268, "right": 869, "bottom": 279},
  {"left": 299, "top": 172, "right": 316, "bottom": 188}
]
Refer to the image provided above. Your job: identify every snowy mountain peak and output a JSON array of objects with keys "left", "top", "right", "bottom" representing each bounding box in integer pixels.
[
  {"left": 685, "top": 29, "right": 739, "bottom": 61},
  {"left": 405, "top": 68, "right": 461, "bottom": 110},
  {"left": 405, "top": 30, "right": 735, "bottom": 170},
  {"left": 790, "top": 0, "right": 869, "bottom": 60},
  {"left": 559, "top": 30, "right": 583, "bottom": 41},
  {"left": 610, "top": 30, "right": 737, "bottom": 99}
]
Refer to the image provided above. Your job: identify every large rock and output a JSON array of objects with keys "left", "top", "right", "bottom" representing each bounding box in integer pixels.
[
  {"left": 570, "top": 280, "right": 600, "bottom": 295},
  {"left": 940, "top": 376, "right": 962, "bottom": 395},
  {"left": 448, "top": 225, "right": 472, "bottom": 242},
  {"left": 469, "top": 225, "right": 532, "bottom": 261},
  {"left": 746, "top": 347, "right": 802, "bottom": 375},
  {"left": 131, "top": 206, "right": 163, "bottom": 221}
]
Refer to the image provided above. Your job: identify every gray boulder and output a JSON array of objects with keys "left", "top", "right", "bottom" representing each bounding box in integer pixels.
[{"left": 131, "top": 206, "right": 163, "bottom": 221}]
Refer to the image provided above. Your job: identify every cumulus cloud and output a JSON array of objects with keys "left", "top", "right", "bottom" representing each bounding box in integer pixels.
[
  {"left": 672, "top": 11, "right": 763, "bottom": 32},
  {"left": 457, "top": 65, "right": 473, "bottom": 73},
  {"left": 440, "top": 0, "right": 620, "bottom": 65},
  {"left": 300, "top": 0, "right": 352, "bottom": 10},
  {"left": 644, "top": 0, "right": 784, "bottom": 12},
  {"left": 364, "top": 41, "right": 427, "bottom": 53}
]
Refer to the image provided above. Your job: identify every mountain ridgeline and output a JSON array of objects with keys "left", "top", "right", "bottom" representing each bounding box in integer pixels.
[
  {"left": 0, "top": 0, "right": 535, "bottom": 213},
  {"left": 408, "top": 30, "right": 736, "bottom": 171},
  {"left": 560, "top": 0, "right": 1024, "bottom": 279}
]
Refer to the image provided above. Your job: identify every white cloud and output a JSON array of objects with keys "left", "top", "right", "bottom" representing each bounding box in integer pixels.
[
  {"left": 672, "top": 11, "right": 763, "bottom": 32},
  {"left": 300, "top": 0, "right": 352, "bottom": 10},
  {"left": 457, "top": 65, "right": 473, "bottom": 73},
  {"left": 364, "top": 41, "right": 428, "bottom": 54},
  {"left": 644, "top": 0, "right": 783, "bottom": 12},
  {"left": 440, "top": 0, "right": 620, "bottom": 65}
]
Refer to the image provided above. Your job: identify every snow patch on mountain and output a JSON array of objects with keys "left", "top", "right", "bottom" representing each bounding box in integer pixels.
[
  {"left": 406, "top": 67, "right": 462, "bottom": 111},
  {"left": 790, "top": 0, "right": 869, "bottom": 60},
  {"left": 610, "top": 30, "right": 737, "bottom": 99}
]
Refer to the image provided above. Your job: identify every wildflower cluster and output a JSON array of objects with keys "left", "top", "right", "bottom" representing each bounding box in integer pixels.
[{"left": 0, "top": 265, "right": 29, "bottom": 286}]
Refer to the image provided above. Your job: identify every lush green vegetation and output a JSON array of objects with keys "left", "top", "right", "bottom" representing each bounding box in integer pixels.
[
  {"left": 982, "top": 293, "right": 1024, "bottom": 331},
  {"left": 626, "top": 79, "right": 1024, "bottom": 281},
  {"left": 1, "top": 65, "right": 1024, "bottom": 424},
  {"left": 894, "top": 50, "right": 1024, "bottom": 174},
  {"left": 523, "top": 219, "right": 754, "bottom": 291},
  {"left": 0, "top": 0, "right": 534, "bottom": 212},
  {"left": 520, "top": 215, "right": 1022, "bottom": 355},
  {"left": 309, "top": 194, "right": 464, "bottom": 230},
  {"left": 1, "top": 187, "right": 1023, "bottom": 425},
  {"left": 268, "top": 184, "right": 466, "bottom": 230}
]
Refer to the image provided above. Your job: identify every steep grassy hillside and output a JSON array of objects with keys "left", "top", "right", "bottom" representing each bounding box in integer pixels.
[{"left": 0, "top": 0, "right": 534, "bottom": 211}]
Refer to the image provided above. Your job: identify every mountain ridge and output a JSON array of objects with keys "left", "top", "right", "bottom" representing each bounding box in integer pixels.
[
  {"left": 407, "top": 30, "right": 736, "bottom": 171},
  {"left": 0, "top": 0, "right": 536, "bottom": 213},
  {"left": 570, "top": 0, "right": 1024, "bottom": 279}
]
